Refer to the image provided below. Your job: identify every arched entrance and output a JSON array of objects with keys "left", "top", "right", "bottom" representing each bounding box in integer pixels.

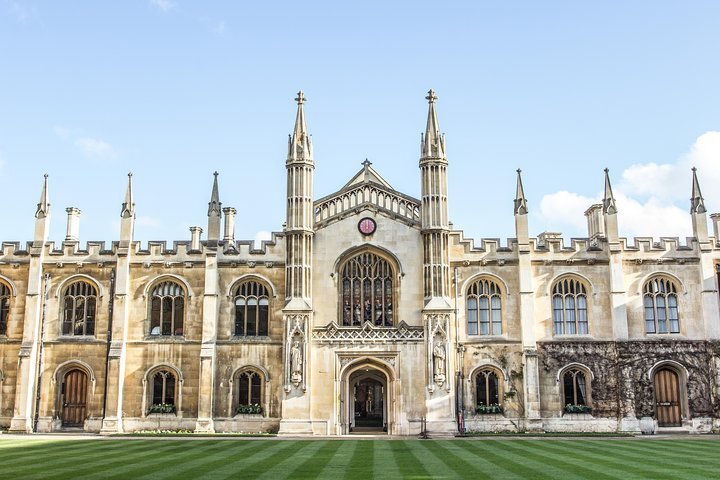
[
  {"left": 653, "top": 367, "right": 683, "bottom": 427},
  {"left": 61, "top": 369, "right": 88, "bottom": 427},
  {"left": 340, "top": 358, "right": 394, "bottom": 435}
]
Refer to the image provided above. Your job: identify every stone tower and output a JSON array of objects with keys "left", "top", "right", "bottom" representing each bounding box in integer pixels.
[{"left": 279, "top": 91, "right": 314, "bottom": 434}]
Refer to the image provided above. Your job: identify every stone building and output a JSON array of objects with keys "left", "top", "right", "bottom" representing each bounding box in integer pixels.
[{"left": 1, "top": 91, "right": 720, "bottom": 435}]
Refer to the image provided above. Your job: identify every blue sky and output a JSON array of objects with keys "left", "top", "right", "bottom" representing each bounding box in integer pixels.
[{"left": 1, "top": 1, "right": 719, "bottom": 246}]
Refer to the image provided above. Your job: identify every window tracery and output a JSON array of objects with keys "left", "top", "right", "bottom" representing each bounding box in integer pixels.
[
  {"left": 562, "top": 367, "right": 591, "bottom": 411},
  {"left": 0, "top": 283, "right": 9, "bottom": 336},
  {"left": 552, "top": 277, "right": 588, "bottom": 335},
  {"left": 466, "top": 278, "right": 502, "bottom": 335},
  {"left": 340, "top": 252, "right": 394, "bottom": 327},
  {"left": 643, "top": 276, "right": 679, "bottom": 334},
  {"left": 61, "top": 281, "right": 97, "bottom": 336},
  {"left": 149, "top": 281, "right": 185, "bottom": 336},
  {"left": 234, "top": 281, "right": 269, "bottom": 336},
  {"left": 236, "top": 369, "right": 263, "bottom": 415},
  {"left": 475, "top": 368, "right": 501, "bottom": 408}
]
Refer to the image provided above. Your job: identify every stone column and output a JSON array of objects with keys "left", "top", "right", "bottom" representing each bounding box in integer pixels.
[{"left": 196, "top": 250, "right": 218, "bottom": 433}]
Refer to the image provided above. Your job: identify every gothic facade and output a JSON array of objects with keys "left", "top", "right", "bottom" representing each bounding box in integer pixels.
[{"left": 2, "top": 91, "right": 720, "bottom": 435}]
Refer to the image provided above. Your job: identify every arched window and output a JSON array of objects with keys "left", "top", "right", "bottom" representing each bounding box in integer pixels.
[
  {"left": 0, "top": 282, "right": 10, "bottom": 336},
  {"left": 149, "top": 281, "right": 185, "bottom": 336},
  {"left": 475, "top": 368, "right": 501, "bottom": 409},
  {"left": 552, "top": 277, "right": 588, "bottom": 335},
  {"left": 562, "top": 367, "right": 591, "bottom": 412},
  {"left": 150, "top": 370, "right": 177, "bottom": 412},
  {"left": 643, "top": 277, "right": 679, "bottom": 334},
  {"left": 61, "top": 281, "right": 98, "bottom": 336},
  {"left": 235, "top": 369, "right": 263, "bottom": 415},
  {"left": 340, "top": 251, "right": 394, "bottom": 327},
  {"left": 467, "top": 278, "right": 502, "bottom": 335},
  {"left": 234, "top": 281, "right": 269, "bottom": 336}
]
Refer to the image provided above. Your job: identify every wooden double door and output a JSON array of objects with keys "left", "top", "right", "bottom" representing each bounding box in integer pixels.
[
  {"left": 61, "top": 369, "right": 88, "bottom": 427},
  {"left": 654, "top": 368, "right": 682, "bottom": 427}
]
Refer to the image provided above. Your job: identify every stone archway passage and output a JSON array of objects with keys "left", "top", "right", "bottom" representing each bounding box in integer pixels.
[
  {"left": 61, "top": 369, "right": 88, "bottom": 427},
  {"left": 348, "top": 368, "right": 388, "bottom": 433},
  {"left": 654, "top": 368, "right": 682, "bottom": 427}
]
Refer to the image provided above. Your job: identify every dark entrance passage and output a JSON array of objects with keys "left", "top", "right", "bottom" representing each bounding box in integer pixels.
[{"left": 348, "top": 369, "right": 386, "bottom": 433}]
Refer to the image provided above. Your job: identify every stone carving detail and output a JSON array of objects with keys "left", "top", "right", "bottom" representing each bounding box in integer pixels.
[
  {"left": 284, "top": 313, "right": 309, "bottom": 393},
  {"left": 312, "top": 320, "right": 424, "bottom": 344},
  {"left": 425, "top": 313, "right": 450, "bottom": 391},
  {"left": 338, "top": 354, "right": 397, "bottom": 368}
]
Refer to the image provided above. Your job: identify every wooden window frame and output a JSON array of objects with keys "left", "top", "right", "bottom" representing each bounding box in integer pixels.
[{"left": 552, "top": 277, "right": 589, "bottom": 336}]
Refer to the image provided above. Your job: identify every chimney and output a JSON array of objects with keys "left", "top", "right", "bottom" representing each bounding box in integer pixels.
[
  {"left": 585, "top": 204, "right": 605, "bottom": 241},
  {"left": 190, "top": 226, "right": 203, "bottom": 251},
  {"left": 65, "top": 207, "right": 81, "bottom": 242},
  {"left": 222, "top": 207, "right": 236, "bottom": 244}
]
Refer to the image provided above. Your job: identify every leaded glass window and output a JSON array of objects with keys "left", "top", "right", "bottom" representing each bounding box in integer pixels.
[
  {"left": 0, "top": 283, "right": 9, "bottom": 336},
  {"left": 644, "top": 277, "right": 679, "bottom": 334},
  {"left": 467, "top": 278, "right": 502, "bottom": 335},
  {"left": 62, "top": 281, "right": 97, "bottom": 336},
  {"left": 552, "top": 277, "right": 588, "bottom": 335},
  {"left": 234, "top": 281, "right": 269, "bottom": 336},
  {"left": 149, "top": 281, "right": 185, "bottom": 336},
  {"left": 476, "top": 369, "right": 500, "bottom": 407},
  {"left": 340, "top": 252, "right": 394, "bottom": 326}
]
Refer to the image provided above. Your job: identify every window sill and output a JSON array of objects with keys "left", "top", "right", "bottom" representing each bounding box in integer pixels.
[
  {"left": 233, "top": 413, "right": 265, "bottom": 419},
  {"left": 144, "top": 335, "right": 186, "bottom": 342},
  {"left": 229, "top": 335, "right": 272, "bottom": 343},
  {"left": 146, "top": 412, "right": 178, "bottom": 417},
  {"left": 54, "top": 336, "right": 102, "bottom": 342},
  {"left": 645, "top": 333, "right": 682, "bottom": 338},
  {"left": 552, "top": 334, "right": 593, "bottom": 339}
]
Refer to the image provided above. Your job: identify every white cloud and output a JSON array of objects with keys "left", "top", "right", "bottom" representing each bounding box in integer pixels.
[
  {"left": 536, "top": 131, "right": 720, "bottom": 239},
  {"left": 213, "top": 20, "right": 225, "bottom": 36},
  {"left": 254, "top": 230, "right": 271, "bottom": 249},
  {"left": 150, "top": 0, "right": 175, "bottom": 12},
  {"left": 8, "top": 1, "right": 37, "bottom": 24},
  {"left": 74, "top": 137, "right": 117, "bottom": 158},
  {"left": 53, "top": 125, "right": 71, "bottom": 140}
]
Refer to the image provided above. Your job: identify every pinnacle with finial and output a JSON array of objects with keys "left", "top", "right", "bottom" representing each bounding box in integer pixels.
[
  {"left": 421, "top": 89, "right": 445, "bottom": 159},
  {"left": 208, "top": 171, "right": 221, "bottom": 216},
  {"left": 603, "top": 168, "right": 617, "bottom": 215},
  {"left": 35, "top": 173, "right": 50, "bottom": 219},
  {"left": 425, "top": 89, "right": 437, "bottom": 104},
  {"left": 514, "top": 168, "right": 528, "bottom": 215},
  {"left": 120, "top": 171, "right": 135, "bottom": 218},
  {"left": 690, "top": 166, "right": 706, "bottom": 214},
  {"left": 295, "top": 90, "right": 306, "bottom": 105}
]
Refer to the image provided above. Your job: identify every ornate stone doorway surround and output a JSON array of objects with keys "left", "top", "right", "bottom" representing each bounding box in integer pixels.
[{"left": 337, "top": 354, "right": 397, "bottom": 435}]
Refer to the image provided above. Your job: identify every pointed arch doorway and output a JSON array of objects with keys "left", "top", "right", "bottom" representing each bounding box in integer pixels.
[
  {"left": 340, "top": 358, "right": 394, "bottom": 435},
  {"left": 61, "top": 369, "right": 88, "bottom": 427}
]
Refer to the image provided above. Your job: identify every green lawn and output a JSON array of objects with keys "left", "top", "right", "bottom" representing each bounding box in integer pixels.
[{"left": 1, "top": 437, "right": 719, "bottom": 479}]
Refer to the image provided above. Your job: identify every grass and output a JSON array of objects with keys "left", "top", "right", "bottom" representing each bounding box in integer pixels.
[{"left": 0, "top": 437, "right": 719, "bottom": 479}]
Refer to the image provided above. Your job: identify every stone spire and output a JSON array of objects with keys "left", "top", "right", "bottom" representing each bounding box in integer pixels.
[
  {"left": 207, "top": 171, "right": 222, "bottom": 244},
  {"left": 602, "top": 168, "right": 619, "bottom": 247},
  {"left": 420, "top": 89, "right": 446, "bottom": 159},
  {"left": 287, "top": 91, "right": 313, "bottom": 163},
  {"left": 120, "top": 172, "right": 135, "bottom": 219},
  {"left": 690, "top": 167, "right": 706, "bottom": 214},
  {"left": 35, "top": 173, "right": 49, "bottom": 219},
  {"left": 419, "top": 89, "right": 450, "bottom": 304},
  {"left": 120, "top": 173, "right": 135, "bottom": 246},
  {"left": 690, "top": 167, "right": 709, "bottom": 244},
  {"left": 603, "top": 168, "right": 617, "bottom": 215},
  {"left": 33, "top": 174, "right": 51, "bottom": 245},
  {"left": 514, "top": 169, "right": 528, "bottom": 215}
]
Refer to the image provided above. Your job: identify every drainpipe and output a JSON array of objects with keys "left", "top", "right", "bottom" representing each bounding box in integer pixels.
[
  {"left": 32, "top": 273, "right": 50, "bottom": 433},
  {"left": 453, "top": 267, "right": 464, "bottom": 434},
  {"left": 101, "top": 268, "right": 116, "bottom": 420}
]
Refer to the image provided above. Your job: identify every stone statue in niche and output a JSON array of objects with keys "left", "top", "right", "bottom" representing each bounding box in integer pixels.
[
  {"left": 290, "top": 340, "right": 303, "bottom": 386},
  {"left": 433, "top": 340, "right": 446, "bottom": 385}
]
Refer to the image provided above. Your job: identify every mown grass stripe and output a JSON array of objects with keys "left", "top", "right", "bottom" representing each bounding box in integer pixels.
[
  {"left": 131, "top": 440, "right": 243, "bottom": 480},
  {"left": 372, "top": 440, "right": 402, "bottom": 479},
  {"left": 506, "top": 440, "right": 634, "bottom": 480},
  {"left": 388, "top": 440, "right": 432, "bottom": 478},
  {"left": 412, "top": 440, "right": 485, "bottom": 478},
  {"left": 316, "top": 438, "right": 356, "bottom": 478},
  {"left": 143, "top": 440, "right": 272, "bottom": 480},
  {"left": 454, "top": 439, "right": 551, "bottom": 479},
  {"left": 212, "top": 439, "right": 314, "bottom": 480},
  {"left": 286, "top": 440, "right": 345, "bottom": 479},
  {"left": 0, "top": 439, "right": 125, "bottom": 467},
  {"left": 399, "top": 439, "right": 457, "bottom": 479},
  {"left": 532, "top": 439, "right": 655, "bottom": 480},
  {"left": 433, "top": 440, "right": 522, "bottom": 479},
  {"left": 255, "top": 440, "right": 330, "bottom": 480},
  {"left": 499, "top": 440, "right": 620, "bottom": 480},
  {"left": 2, "top": 439, "right": 169, "bottom": 479},
  {"left": 343, "top": 440, "right": 374, "bottom": 479}
]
